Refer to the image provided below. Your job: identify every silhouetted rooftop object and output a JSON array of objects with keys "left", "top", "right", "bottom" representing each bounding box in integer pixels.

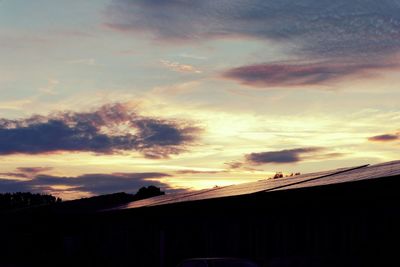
[{"left": 114, "top": 160, "right": 400, "bottom": 210}]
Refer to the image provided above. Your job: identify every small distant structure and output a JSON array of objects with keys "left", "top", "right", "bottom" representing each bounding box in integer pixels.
[{"left": 269, "top": 171, "right": 301, "bottom": 179}]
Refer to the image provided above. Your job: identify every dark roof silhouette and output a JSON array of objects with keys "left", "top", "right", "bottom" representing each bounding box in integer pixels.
[{"left": 114, "top": 160, "right": 400, "bottom": 210}]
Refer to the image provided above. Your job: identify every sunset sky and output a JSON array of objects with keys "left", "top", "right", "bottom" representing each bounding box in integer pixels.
[{"left": 1, "top": 0, "right": 399, "bottom": 199}]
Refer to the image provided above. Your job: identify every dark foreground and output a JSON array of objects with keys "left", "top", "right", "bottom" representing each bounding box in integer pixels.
[{"left": 1, "top": 164, "right": 400, "bottom": 267}]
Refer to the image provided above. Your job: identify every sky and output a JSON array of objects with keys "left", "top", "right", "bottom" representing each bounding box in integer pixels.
[{"left": 0, "top": 0, "right": 399, "bottom": 200}]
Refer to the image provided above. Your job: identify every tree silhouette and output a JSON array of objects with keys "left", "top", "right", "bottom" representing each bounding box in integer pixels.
[
  {"left": 0, "top": 192, "right": 61, "bottom": 211},
  {"left": 134, "top": 185, "right": 165, "bottom": 200},
  {"left": 0, "top": 185, "right": 165, "bottom": 212}
]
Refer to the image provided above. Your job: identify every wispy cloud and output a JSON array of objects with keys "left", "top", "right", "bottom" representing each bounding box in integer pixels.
[
  {"left": 0, "top": 167, "right": 53, "bottom": 179},
  {"left": 224, "top": 161, "right": 244, "bottom": 169},
  {"left": 16, "top": 167, "right": 53, "bottom": 174},
  {"left": 222, "top": 61, "right": 397, "bottom": 88},
  {"left": 39, "top": 79, "right": 59, "bottom": 95},
  {"left": 0, "top": 103, "right": 201, "bottom": 159},
  {"left": 0, "top": 172, "right": 30, "bottom": 179},
  {"left": 175, "top": 169, "right": 222, "bottom": 175},
  {"left": 224, "top": 161, "right": 262, "bottom": 172},
  {"left": 179, "top": 53, "right": 207, "bottom": 60},
  {"left": 151, "top": 81, "right": 201, "bottom": 96},
  {"left": 0, "top": 98, "right": 35, "bottom": 111},
  {"left": 160, "top": 60, "right": 202, "bottom": 74},
  {"left": 66, "top": 58, "right": 97, "bottom": 66}
]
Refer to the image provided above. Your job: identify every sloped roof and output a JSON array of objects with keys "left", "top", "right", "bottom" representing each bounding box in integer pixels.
[{"left": 115, "top": 160, "right": 400, "bottom": 210}]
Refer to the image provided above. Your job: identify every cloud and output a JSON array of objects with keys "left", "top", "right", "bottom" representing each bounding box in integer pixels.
[
  {"left": 175, "top": 169, "right": 222, "bottom": 175},
  {"left": 0, "top": 103, "right": 201, "bottom": 159},
  {"left": 66, "top": 58, "right": 97, "bottom": 66},
  {"left": 0, "top": 167, "right": 53, "bottom": 179},
  {"left": 0, "top": 171, "right": 171, "bottom": 196},
  {"left": 179, "top": 53, "right": 207, "bottom": 60},
  {"left": 245, "top": 147, "right": 337, "bottom": 165},
  {"left": 0, "top": 179, "right": 31, "bottom": 193},
  {"left": 39, "top": 79, "right": 59, "bottom": 95},
  {"left": 106, "top": 0, "right": 400, "bottom": 58},
  {"left": 160, "top": 60, "right": 202, "bottom": 74},
  {"left": 16, "top": 167, "right": 53, "bottom": 174},
  {"left": 368, "top": 132, "right": 400, "bottom": 142},
  {"left": 0, "top": 98, "right": 34, "bottom": 111},
  {"left": 106, "top": 1, "right": 400, "bottom": 88},
  {"left": 224, "top": 161, "right": 244, "bottom": 169},
  {"left": 223, "top": 161, "right": 263, "bottom": 172},
  {"left": 222, "top": 61, "right": 396, "bottom": 87},
  {"left": 0, "top": 172, "right": 30, "bottom": 179}
]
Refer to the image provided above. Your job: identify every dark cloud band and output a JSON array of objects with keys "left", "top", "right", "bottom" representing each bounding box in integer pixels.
[
  {"left": 245, "top": 147, "right": 339, "bottom": 165},
  {"left": 0, "top": 171, "right": 171, "bottom": 195},
  {"left": 106, "top": 0, "right": 400, "bottom": 58},
  {"left": 246, "top": 147, "right": 322, "bottom": 164},
  {"left": 368, "top": 133, "right": 399, "bottom": 142},
  {"left": 0, "top": 103, "right": 201, "bottom": 159},
  {"left": 222, "top": 61, "right": 395, "bottom": 87}
]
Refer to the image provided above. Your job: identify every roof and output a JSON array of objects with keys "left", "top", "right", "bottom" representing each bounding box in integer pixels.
[{"left": 114, "top": 160, "right": 400, "bottom": 211}]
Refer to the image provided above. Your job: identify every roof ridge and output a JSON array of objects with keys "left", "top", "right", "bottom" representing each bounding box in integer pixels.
[{"left": 261, "top": 164, "right": 370, "bottom": 193}]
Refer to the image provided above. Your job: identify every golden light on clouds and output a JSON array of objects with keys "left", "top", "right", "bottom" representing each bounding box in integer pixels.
[{"left": 1, "top": 1, "right": 399, "bottom": 199}]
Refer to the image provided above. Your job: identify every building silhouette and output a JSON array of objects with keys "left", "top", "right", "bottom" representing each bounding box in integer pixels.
[{"left": 1, "top": 161, "right": 400, "bottom": 267}]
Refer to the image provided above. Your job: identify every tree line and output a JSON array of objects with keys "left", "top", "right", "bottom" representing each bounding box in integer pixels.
[
  {"left": 0, "top": 192, "right": 62, "bottom": 211},
  {"left": 0, "top": 185, "right": 164, "bottom": 212}
]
